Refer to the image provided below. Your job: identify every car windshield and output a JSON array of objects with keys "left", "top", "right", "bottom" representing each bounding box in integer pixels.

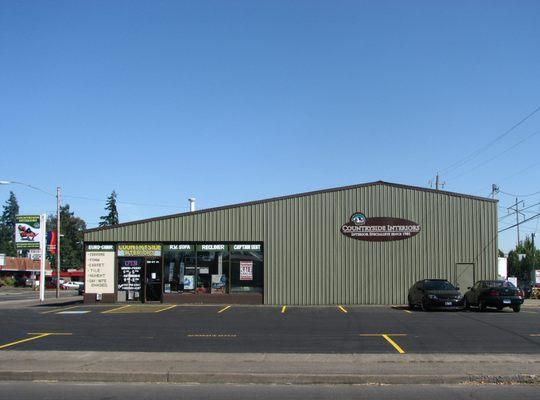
[
  {"left": 423, "top": 280, "right": 456, "bottom": 290},
  {"left": 484, "top": 281, "right": 515, "bottom": 288}
]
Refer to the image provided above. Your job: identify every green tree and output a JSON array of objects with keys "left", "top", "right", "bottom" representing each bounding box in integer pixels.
[
  {"left": 99, "top": 190, "right": 119, "bottom": 227},
  {"left": 47, "top": 204, "right": 86, "bottom": 270},
  {"left": 507, "top": 235, "right": 540, "bottom": 283},
  {"left": 0, "top": 191, "right": 20, "bottom": 256}
]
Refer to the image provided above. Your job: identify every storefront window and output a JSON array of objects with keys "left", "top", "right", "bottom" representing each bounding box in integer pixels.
[
  {"left": 163, "top": 245, "right": 196, "bottom": 294},
  {"left": 229, "top": 244, "right": 263, "bottom": 293},
  {"left": 196, "top": 244, "right": 229, "bottom": 294}
]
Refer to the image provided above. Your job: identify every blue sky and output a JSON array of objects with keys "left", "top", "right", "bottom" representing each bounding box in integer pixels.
[{"left": 1, "top": 0, "right": 539, "bottom": 252}]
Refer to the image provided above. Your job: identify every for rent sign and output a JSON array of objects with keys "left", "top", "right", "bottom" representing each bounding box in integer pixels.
[{"left": 340, "top": 212, "right": 421, "bottom": 242}]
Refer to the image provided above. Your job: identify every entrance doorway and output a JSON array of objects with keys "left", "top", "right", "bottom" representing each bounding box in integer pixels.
[
  {"left": 145, "top": 258, "right": 162, "bottom": 302},
  {"left": 455, "top": 263, "right": 475, "bottom": 291}
]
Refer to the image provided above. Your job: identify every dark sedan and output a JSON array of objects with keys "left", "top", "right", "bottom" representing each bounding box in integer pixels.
[
  {"left": 464, "top": 280, "right": 524, "bottom": 312},
  {"left": 408, "top": 279, "right": 464, "bottom": 311}
]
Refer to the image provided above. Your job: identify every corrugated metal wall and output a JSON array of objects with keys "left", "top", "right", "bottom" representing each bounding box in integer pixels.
[{"left": 84, "top": 183, "right": 498, "bottom": 305}]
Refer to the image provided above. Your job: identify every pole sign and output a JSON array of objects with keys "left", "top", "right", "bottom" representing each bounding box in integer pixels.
[
  {"left": 85, "top": 244, "right": 115, "bottom": 294},
  {"left": 15, "top": 215, "right": 42, "bottom": 249},
  {"left": 340, "top": 212, "right": 421, "bottom": 242}
]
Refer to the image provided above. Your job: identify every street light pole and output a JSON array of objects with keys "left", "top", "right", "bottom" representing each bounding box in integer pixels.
[{"left": 56, "top": 186, "right": 61, "bottom": 298}]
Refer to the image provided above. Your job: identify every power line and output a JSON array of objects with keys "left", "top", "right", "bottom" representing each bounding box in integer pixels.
[
  {"left": 473, "top": 159, "right": 540, "bottom": 195},
  {"left": 500, "top": 189, "right": 540, "bottom": 198},
  {"left": 63, "top": 194, "right": 180, "bottom": 209},
  {"left": 440, "top": 105, "right": 540, "bottom": 175},
  {"left": 498, "top": 212, "right": 540, "bottom": 233},
  {"left": 446, "top": 128, "right": 540, "bottom": 181}
]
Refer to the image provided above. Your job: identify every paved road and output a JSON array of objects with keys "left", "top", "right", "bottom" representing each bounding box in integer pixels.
[
  {"left": 1, "top": 304, "right": 540, "bottom": 353},
  {"left": 0, "top": 287, "right": 78, "bottom": 302},
  {"left": 0, "top": 382, "right": 539, "bottom": 400}
]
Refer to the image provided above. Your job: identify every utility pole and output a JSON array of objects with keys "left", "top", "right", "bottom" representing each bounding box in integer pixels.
[
  {"left": 56, "top": 186, "right": 61, "bottom": 298},
  {"left": 507, "top": 198, "right": 525, "bottom": 246},
  {"left": 433, "top": 173, "right": 445, "bottom": 190}
]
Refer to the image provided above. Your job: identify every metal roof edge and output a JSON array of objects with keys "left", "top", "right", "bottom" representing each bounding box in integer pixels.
[{"left": 84, "top": 180, "right": 497, "bottom": 234}]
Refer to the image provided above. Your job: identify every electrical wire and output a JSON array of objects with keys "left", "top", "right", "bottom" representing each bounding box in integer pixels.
[
  {"left": 498, "top": 212, "right": 540, "bottom": 233},
  {"left": 446, "top": 128, "right": 540, "bottom": 181},
  {"left": 440, "top": 105, "right": 540, "bottom": 175},
  {"left": 500, "top": 189, "right": 540, "bottom": 198}
]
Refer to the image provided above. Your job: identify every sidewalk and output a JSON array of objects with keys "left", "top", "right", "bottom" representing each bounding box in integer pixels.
[
  {"left": 0, "top": 351, "right": 539, "bottom": 385},
  {"left": 0, "top": 296, "right": 81, "bottom": 309}
]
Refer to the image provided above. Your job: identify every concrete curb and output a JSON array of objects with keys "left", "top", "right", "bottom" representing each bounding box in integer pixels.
[{"left": 0, "top": 371, "right": 538, "bottom": 385}]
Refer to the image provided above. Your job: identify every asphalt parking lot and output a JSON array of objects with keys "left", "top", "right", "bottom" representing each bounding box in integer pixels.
[{"left": 1, "top": 303, "right": 540, "bottom": 354}]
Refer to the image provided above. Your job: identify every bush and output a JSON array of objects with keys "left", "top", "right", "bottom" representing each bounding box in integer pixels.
[{"left": 0, "top": 277, "right": 16, "bottom": 287}]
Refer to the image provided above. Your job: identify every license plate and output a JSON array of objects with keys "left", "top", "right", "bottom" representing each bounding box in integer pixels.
[
  {"left": 503, "top": 299, "right": 511, "bottom": 304},
  {"left": 445, "top": 301, "right": 452, "bottom": 306}
]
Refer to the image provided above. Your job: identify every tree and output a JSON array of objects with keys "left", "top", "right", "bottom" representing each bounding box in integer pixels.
[
  {"left": 0, "top": 191, "right": 20, "bottom": 256},
  {"left": 47, "top": 204, "right": 86, "bottom": 270},
  {"left": 507, "top": 235, "right": 540, "bottom": 283},
  {"left": 99, "top": 190, "right": 119, "bottom": 227}
]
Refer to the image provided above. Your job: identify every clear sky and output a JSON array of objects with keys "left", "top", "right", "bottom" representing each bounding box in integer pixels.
[{"left": 1, "top": 0, "right": 539, "bottom": 252}]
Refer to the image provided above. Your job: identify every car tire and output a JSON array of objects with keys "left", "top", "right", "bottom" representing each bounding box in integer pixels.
[
  {"left": 478, "top": 300, "right": 487, "bottom": 312},
  {"left": 512, "top": 305, "right": 521, "bottom": 313},
  {"left": 464, "top": 298, "right": 470, "bottom": 310},
  {"left": 408, "top": 296, "right": 414, "bottom": 310}
]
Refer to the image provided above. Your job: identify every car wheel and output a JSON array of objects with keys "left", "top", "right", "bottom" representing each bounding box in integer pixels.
[
  {"left": 408, "top": 296, "right": 414, "bottom": 310},
  {"left": 478, "top": 300, "right": 487, "bottom": 312},
  {"left": 464, "top": 298, "right": 470, "bottom": 310},
  {"left": 512, "top": 305, "right": 521, "bottom": 313}
]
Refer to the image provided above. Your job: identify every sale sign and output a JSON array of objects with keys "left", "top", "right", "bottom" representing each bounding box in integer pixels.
[{"left": 240, "top": 261, "right": 253, "bottom": 281}]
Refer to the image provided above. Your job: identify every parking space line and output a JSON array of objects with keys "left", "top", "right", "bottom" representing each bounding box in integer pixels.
[
  {"left": 40, "top": 305, "right": 81, "bottom": 314},
  {"left": 391, "top": 306, "right": 412, "bottom": 314},
  {"left": 359, "top": 333, "right": 407, "bottom": 354},
  {"left": 101, "top": 305, "right": 131, "bottom": 314},
  {"left": 529, "top": 334, "right": 540, "bottom": 337},
  {"left": 281, "top": 306, "right": 286, "bottom": 314},
  {"left": 382, "top": 334, "right": 406, "bottom": 354},
  {"left": 217, "top": 305, "right": 231, "bottom": 314},
  {"left": 0, "top": 332, "right": 72, "bottom": 350},
  {"left": 154, "top": 305, "right": 177, "bottom": 313},
  {"left": 338, "top": 305, "right": 348, "bottom": 313}
]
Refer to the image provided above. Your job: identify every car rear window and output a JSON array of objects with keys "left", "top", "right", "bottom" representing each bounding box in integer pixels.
[
  {"left": 423, "top": 281, "right": 456, "bottom": 290},
  {"left": 485, "top": 281, "right": 515, "bottom": 288}
]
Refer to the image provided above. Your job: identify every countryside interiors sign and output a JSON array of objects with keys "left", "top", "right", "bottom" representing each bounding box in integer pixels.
[{"left": 340, "top": 212, "right": 421, "bottom": 242}]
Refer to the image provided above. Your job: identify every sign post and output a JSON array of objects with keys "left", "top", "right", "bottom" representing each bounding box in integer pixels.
[{"left": 39, "top": 214, "right": 47, "bottom": 302}]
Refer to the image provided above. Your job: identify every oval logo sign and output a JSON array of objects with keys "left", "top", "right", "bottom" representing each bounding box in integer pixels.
[{"left": 340, "top": 212, "right": 421, "bottom": 242}]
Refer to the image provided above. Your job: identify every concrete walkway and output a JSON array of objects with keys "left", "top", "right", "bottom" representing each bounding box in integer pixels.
[{"left": 0, "top": 351, "right": 539, "bottom": 385}]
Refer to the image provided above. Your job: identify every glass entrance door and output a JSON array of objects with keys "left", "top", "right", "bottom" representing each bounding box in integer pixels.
[{"left": 145, "top": 258, "right": 162, "bottom": 302}]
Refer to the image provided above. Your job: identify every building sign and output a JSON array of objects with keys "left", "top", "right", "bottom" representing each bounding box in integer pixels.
[
  {"left": 197, "top": 244, "right": 228, "bottom": 251},
  {"left": 117, "top": 244, "right": 161, "bottom": 257},
  {"left": 232, "top": 244, "right": 262, "bottom": 251},
  {"left": 340, "top": 212, "right": 421, "bottom": 242},
  {"left": 536, "top": 270, "right": 540, "bottom": 285},
  {"left": 240, "top": 261, "right": 253, "bottom": 280},
  {"left": 164, "top": 244, "right": 194, "bottom": 251},
  {"left": 85, "top": 245, "right": 115, "bottom": 294},
  {"left": 118, "top": 258, "right": 142, "bottom": 291},
  {"left": 15, "top": 215, "right": 41, "bottom": 249}
]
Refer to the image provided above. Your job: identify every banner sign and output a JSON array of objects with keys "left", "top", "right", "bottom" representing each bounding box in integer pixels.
[
  {"left": 340, "top": 212, "right": 421, "bottom": 242},
  {"left": 47, "top": 230, "right": 57, "bottom": 254},
  {"left": 15, "top": 215, "right": 41, "bottom": 249},
  {"left": 232, "top": 244, "right": 262, "bottom": 251},
  {"left": 85, "top": 246, "right": 115, "bottom": 294},
  {"left": 164, "top": 244, "right": 194, "bottom": 252},
  {"left": 196, "top": 244, "right": 228, "bottom": 251},
  {"left": 240, "top": 261, "right": 253, "bottom": 281},
  {"left": 117, "top": 244, "right": 161, "bottom": 257}
]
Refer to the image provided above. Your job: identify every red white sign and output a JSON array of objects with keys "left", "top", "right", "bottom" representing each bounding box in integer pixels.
[{"left": 240, "top": 261, "right": 253, "bottom": 281}]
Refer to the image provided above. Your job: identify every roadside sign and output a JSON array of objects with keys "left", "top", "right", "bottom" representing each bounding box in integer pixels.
[{"left": 15, "top": 215, "right": 41, "bottom": 249}]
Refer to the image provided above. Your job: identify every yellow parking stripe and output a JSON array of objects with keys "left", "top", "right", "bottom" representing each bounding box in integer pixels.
[
  {"left": 0, "top": 333, "right": 51, "bottom": 350},
  {"left": 338, "top": 305, "right": 348, "bottom": 313},
  {"left": 40, "top": 305, "right": 81, "bottom": 314},
  {"left": 101, "top": 305, "right": 131, "bottom": 314},
  {"left": 281, "top": 306, "right": 286, "bottom": 314},
  {"left": 154, "top": 305, "right": 177, "bottom": 313},
  {"left": 382, "top": 334, "right": 406, "bottom": 354},
  {"left": 217, "top": 305, "right": 231, "bottom": 314}
]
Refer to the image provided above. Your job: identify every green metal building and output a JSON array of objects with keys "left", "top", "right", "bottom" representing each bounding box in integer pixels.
[{"left": 83, "top": 181, "right": 498, "bottom": 305}]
